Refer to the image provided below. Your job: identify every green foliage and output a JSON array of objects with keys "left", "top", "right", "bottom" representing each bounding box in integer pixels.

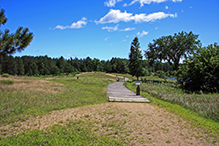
[
  {"left": 142, "top": 67, "right": 150, "bottom": 76},
  {"left": 30, "top": 63, "right": 39, "bottom": 75},
  {"left": 1, "top": 73, "right": 9, "bottom": 77},
  {"left": 178, "top": 43, "right": 219, "bottom": 93},
  {"left": 0, "top": 120, "right": 122, "bottom": 145},
  {"left": 129, "top": 37, "right": 143, "bottom": 80},
  {"left": 15, "top": 57, "right": 24, "bottom": 75},
  {"left": 145, "top": 31, "right": 200, "bottom": 70},
  {"left": 51, "top": 66, "right": 60, "bottom": 75},
  {"left": 0, "top": 8, "right": 33, "bottom": 57},
  {"left": 0, "top": 9, "right": 7, "bottom": 26},
  {"left": 0, "top": 79, "right": 14, "bottom": 84},
  {"left": 156, "top": 70, "right": 168, "bottom": 82}
]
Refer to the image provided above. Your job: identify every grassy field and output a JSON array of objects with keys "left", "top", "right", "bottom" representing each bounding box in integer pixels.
[
  {"left": 124, "top": 76, "right": 219, "bottom": 134},
  {"left": 0, "top": 120, "right": 122, "bottom": 146},
  {"left": 0, "top": 72, "right": 116, "bottom": 125},
  {"left": 0, "top": 72, "right": 218, "bottom": 145}
]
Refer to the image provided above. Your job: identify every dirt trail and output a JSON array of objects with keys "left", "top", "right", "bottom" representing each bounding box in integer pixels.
[{"left": 1, "top": 102, "right": 218, "bottom": 145}]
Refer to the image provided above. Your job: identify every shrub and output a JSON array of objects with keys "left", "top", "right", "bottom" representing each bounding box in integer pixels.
[
  {"left": 1, "top": 73, "right": 10, "bottom": 78},
  {"left": 0, "top": 79, "right": 14, "bottom": 85},
  {"left": 178, "top": 43, "right": 219, "bottom": 93}
]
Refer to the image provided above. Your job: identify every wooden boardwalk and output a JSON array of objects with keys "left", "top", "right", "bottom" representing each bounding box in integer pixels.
[{"left": 107, "top": 78, "right": 150, "bottom": 102}]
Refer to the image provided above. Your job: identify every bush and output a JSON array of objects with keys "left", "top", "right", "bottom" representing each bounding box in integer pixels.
[
  {"left": 178, "top": 43, "right": 219, "bottom": 93},
  {"left": 0, "top": 79, "right": 14, "bottom": 85},
  {"left": 1, "top": 73, "right": 10, "bottom": 78}
]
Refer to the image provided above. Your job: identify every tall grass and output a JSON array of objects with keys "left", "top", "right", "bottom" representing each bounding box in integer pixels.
[
  {"left": 128, "top": 76, "right": 219, "bottom": 122},
  {"left": 0, "top": 72, "right": 116, "bottom": 125}
]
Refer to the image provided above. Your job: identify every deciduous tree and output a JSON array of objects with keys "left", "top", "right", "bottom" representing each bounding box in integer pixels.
[{"left": 145, "top": 31, "right": 200, "bottom": 70}]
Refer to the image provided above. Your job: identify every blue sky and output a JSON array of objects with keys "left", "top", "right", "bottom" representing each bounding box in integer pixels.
[{"left": 1, "top": 0, "right": 219, "bottom": 60}]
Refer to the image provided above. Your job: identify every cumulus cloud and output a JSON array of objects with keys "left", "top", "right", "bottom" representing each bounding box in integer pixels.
[
  {"left": 126, "top": 0, "right": 182, "bottom": 7},
  {"left": 95, "top": 9, "right": 177, "bottom": 24},
  {"left": 55, "top": 17, "right": 87, "bottom": 30},
  {"left": 137, "top": 30, "right": 148, "bottom": 37},
  {"left": 96, "top": 9, "right": 133, "bottom": 24},
  {"left": 104, "top": 0, "right": 122, "bottom": 7}
]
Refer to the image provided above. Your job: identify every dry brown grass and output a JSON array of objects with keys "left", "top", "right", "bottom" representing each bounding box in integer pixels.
[
  {"left": 0, "top": 76, "right": 65, "bottom": 94},
  {"left": 1, "top": 102, "right": 218, "bottom": 145}
]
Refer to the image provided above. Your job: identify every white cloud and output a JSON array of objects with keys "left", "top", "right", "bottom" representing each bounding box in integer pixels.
[
  {"left": 95, "top": 9, "right": 177, "bottom": 24},
  {"left": 137, "top": 30, "right": 148, "bottom": 37},
  {"left": 102, "top": 24, "right": 135, "bottom": 32},
  {"left": 55, "top": 17, "right": 87, "bottom": 30},
  {"left": 131, "top": 12, "right": 177, "bottom": 23},
  {"left": 155, "top": 27, "right": 158, "bottom": 30},
  {"left": 104, "top": 0, "right": 122, "bottom": 7},
  {"left": 102, "top": 24, "right": 119, "bottom": 32},
  {"left": 120, "top": 27, "right": 135, "bottom": 31},
  {"left": 165, "top": 6, "right": 168, "bottom": 9},
  {"left": 123, "top": 3, "right": 128, "bottom": 7},
  {"left": 127, "top": 0, "right": 182, "bottom": 7},
  {"left": 122, "top": 39, "right": 126, "bottom": 42},
  {"left": 95, "top": 9, "right": 133, "bottom": 24},
  {"left": 104, "top": 37, "right": 110, "bottom": 41}
]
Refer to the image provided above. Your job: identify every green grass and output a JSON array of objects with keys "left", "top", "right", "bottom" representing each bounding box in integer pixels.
[
  {"left": 124, "top": 77, "right": 219, "bottom": 135},
  {"left": 0, "top": 120, "right": 122, "bottom": 146},
  {"left": 0, "top": 79, "right": 14, "bottom": 85},
  {"left": 140, "top": 76, "right": 219, "bottom": 122},
  {"left": 0, "top": 72, "right": 117, "bottom": 125}
]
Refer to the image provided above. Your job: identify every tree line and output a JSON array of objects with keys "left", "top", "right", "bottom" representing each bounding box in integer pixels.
[{"left": 0, "top": 55, "right": 173, "bottom": 76}]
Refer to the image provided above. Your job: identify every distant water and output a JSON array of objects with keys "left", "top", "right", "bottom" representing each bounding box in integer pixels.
[{"left": 168, "top": 77, "right": 177, "bottom": 81}]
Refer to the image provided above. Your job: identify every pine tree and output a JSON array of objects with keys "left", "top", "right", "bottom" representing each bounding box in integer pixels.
[
  {"left": 129, "top": 37, "right": 143, "bottom": 80},
  {"left": 16, "top": 57, "right": 25, "bottom": 75},
  {"left": 31, "top": 63, "right": 39, "bottom": 75},
  {"left": 0, "top": 9, "right": 33, "bottom": 62}
]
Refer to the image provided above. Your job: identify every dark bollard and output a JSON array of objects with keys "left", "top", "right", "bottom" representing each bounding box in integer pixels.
[
  {"left": 136, "top": 86, "right": 140, "bottom": 95},
  {"left": 77, "top": 76, "right": 79, "bottom": 79},
  {"left": 135, "top": 82, "right": 141, "bottom": 95}
]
